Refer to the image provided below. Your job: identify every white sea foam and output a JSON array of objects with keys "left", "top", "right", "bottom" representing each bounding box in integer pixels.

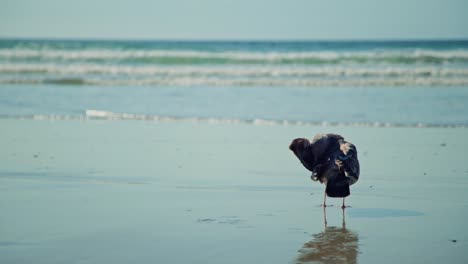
[
  {"left": 2, "top": 76, "right": 468, "bottom": 87},
  {"left": 1, "top": 44, "right": 468, "bottom": 87},
  {"left": 1, "top": 48, "right": 468, "bottom": 62},
  {"left": 2, "top": 63, "right": 468, "bottom": 86},
  {"left": 2, "top": 63, "right": 468, "bottom": 77},
  {"left": 1, "top": 110, "right": 465, "bottom": 128}
]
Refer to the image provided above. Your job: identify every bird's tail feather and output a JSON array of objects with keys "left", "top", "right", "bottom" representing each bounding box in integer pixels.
[{"left": 326, "top": 178, "right": 350, "bottom": 198}]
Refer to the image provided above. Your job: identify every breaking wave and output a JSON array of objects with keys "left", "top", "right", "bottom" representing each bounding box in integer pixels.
[
  {"left": 1, "top": 39, "right": 468, "bottom": 87},
  {"left": 0, "top": 110, "right": 465, "bottom": 128},
  {"left": 1, "top": 63, "right": 468, "bottom": 86},
  {"left": 1, "top": 48, "right": 468, "bottom": 65}
]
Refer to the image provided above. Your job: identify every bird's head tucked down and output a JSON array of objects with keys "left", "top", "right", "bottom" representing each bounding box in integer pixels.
[
  {"left": 289, "top": 138, "right": 316, "bottom": 174},
  {"left": 289, "top": 138, "right": 310, "bottom": 154}
]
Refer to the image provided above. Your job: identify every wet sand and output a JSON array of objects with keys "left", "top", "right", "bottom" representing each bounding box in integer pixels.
[{"left": 0, "top": 119, "right": 467, "bottom": 263}]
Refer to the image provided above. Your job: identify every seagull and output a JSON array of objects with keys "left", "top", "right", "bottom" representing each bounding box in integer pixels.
[{"left": 289, "top": 133, "right": 360, "bottom": 208}]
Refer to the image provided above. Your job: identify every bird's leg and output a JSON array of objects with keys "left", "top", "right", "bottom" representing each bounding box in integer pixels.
[
  {"left": 341, "top": 197, "right": 351, "bottom": 209},
  {"left": 322, "top": 190, "right": 327, "bottom": 207},
  {"left": 323, "top": 206, "right": 328, "bottom": 229},
  {"left": 341, "top": 206, "right": 346, "bottom": 229}
]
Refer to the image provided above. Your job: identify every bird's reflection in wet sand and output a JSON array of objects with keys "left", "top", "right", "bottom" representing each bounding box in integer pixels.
[{"left": 296, "top": 208, "right": 359, "bottom": 264}]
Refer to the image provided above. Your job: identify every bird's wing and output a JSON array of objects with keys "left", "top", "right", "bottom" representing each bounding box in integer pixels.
[
  {"left": 297, "top": 149, "right": 316, "bottom": 172},
  {"left": 337, "top": 140, "right": 360, "bottom": 185}
]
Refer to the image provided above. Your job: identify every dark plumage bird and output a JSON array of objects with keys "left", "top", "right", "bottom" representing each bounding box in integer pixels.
[{"left": 289, "top": 133, "right": 360, "bottom": 208}]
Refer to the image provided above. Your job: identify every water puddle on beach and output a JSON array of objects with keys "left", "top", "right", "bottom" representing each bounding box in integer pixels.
[
  {"left": 347, "top": 208, "right": 424, "bottom": 218},
  {"left": 196, "top": 216, "right": 252, "bottom": 228}
]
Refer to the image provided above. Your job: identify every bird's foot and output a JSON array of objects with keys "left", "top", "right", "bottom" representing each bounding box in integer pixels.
[
  {"left": 341, "top": 205, "right": 352, "bottom": 209},
  {"left": 320, "top": 204, "right": 333, "bottom": 207}
]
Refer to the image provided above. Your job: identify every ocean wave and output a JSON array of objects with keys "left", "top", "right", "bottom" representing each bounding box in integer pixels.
[
  {"left": 1, "top": 48, "right": 468, "bottom": 65},
  {"left": 1, "top": 75, "right": 468, "bottom": 87},
  {"left": 0, "top": 110, "right": 465, "bottom": 128},
  {"left": 2, "top": 63, "right": 468, "bottom": 77},
  {"left": 2, "top": 63, "right": 468, "bottom": 86},
  {"left": 2, "top": 44, "right": 468, "bottom": 87}
]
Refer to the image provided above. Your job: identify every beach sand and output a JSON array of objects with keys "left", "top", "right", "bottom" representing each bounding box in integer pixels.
[{"left": 0, "top": 119, "right": 467, "bottom": 263}]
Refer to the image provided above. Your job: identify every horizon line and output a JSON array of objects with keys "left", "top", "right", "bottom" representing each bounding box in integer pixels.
[{"left": 1, "top": 36, "right": 468, "bottom": 43}]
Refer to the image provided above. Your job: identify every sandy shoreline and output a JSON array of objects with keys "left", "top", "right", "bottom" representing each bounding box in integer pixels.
[{"left": 0, "top": 119, "right": 467, "bottom": 263}]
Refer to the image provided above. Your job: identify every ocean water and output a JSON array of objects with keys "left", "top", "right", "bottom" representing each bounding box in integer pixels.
[
  {"left": 1, "top": 39, "right": 468, "bottom": 126},
  {"left": 2, "top": 39, "right": 468, "bottom": 264}
]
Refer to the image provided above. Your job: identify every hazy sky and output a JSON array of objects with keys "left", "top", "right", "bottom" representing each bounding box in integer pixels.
[{"left": 1, "top": 0, "right": 467, "bottom": 40}]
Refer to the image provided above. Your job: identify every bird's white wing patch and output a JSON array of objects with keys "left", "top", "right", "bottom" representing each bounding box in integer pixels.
[{"left": 338, "top": 140, "right": 360, "bottom": 185}]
